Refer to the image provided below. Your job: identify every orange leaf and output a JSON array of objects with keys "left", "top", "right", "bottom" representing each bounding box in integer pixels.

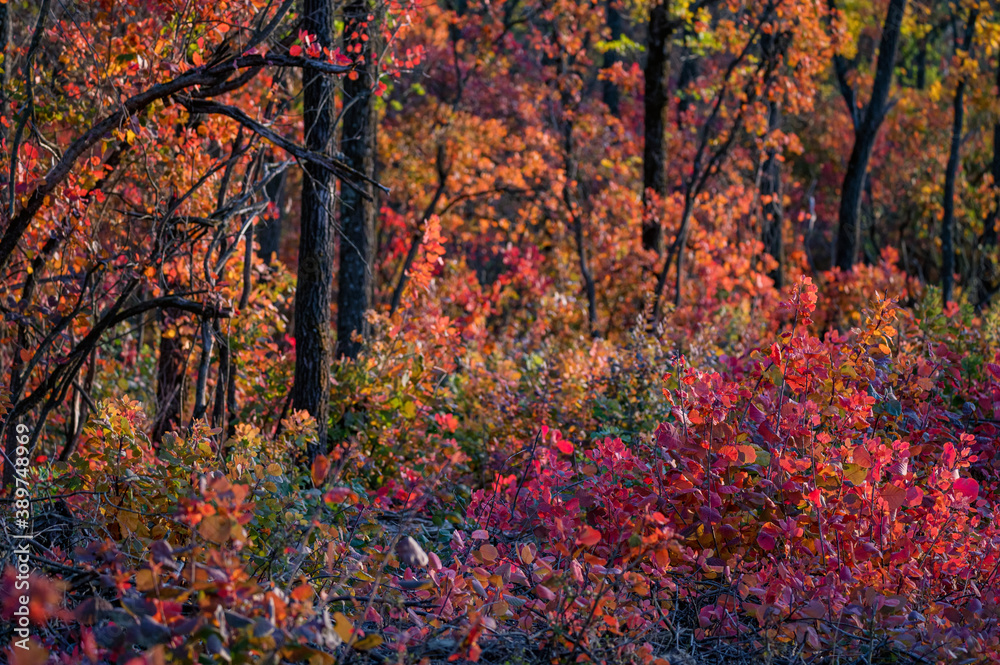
[
  {"left": 311, "top": 454, "right": 331, "bottom": 487},
  {"left": 577, "top": 525, "right": 601, "bottom": 547}
]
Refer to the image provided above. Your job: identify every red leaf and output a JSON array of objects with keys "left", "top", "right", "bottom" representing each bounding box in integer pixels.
[
  {"left": 954, "top": 477, "right": 979, "bottom": 501},
  {"left": 880, "top": 483, "right": 906, "bottom": 512},
  {"left": 289, "top": 45, "right": 302, "bottom": 57},
  {"left": 554, "top": 439, "right": 574, "bottom": 455},
  {"left": 535, "top": 584, "right": 556, "bottom": 601}
]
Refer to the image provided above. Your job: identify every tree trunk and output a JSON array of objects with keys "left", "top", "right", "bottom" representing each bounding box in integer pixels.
[
  {"left": 0, "top": 2, "right": 10, "bottom": 94},
  {"left": 602, "top": 0, "right": 622, "bottom": 115},
  {"left": 191, "top": 319, "right": 214, "bottom": 425},
  {"left": 977, "top": 82, "right": 1000, "bottom": 307},
  {"left": 675, "top": 45, "right": 699, "bottom": 124},
  {"left": 986, "top": 106, "right": 1000, "bottom": 250},
  {"left": 834, "top": 0, "right": 906, "bottom": 271},
  {"left": 337, "top": 0, "right": 377, "bottom": 360},
  {"left": 642, "top": 2, "right": 673, "bottom": 255},
  {"left": 291, "top": 0, "right": 336, "bottom": 452},
  {"left": 258, "top": 168, "right": 286, "bottom": 264},
  {"left": 558, "top": 52, "right": 598, "bottom": 336},
  {"left": 152, "top": 308, "right": 185, "bottom": 443},
  {"left": 942, "top": 9, "right": 976, "bottom": 305},
  {"left": 941, "top": 79, "right": 962, "bottom": 304},
  {"left": 761, "top": 101, "right": 784, "bottom": 289}
]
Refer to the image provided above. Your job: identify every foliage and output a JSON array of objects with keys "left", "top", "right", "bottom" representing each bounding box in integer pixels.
[{"left": 3, "top": 0, "right": 1000, "bottom": 664}]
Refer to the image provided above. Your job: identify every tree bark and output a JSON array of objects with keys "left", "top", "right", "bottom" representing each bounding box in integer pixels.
[
  {"left": 986, "top": 105, "right": 1000, "bottom": 250},
  {"left": 559, "top": 63, "right": 598, "bottom": 336},
  {"left": 761, "top": 101, "right": 784, "bottom": 289},
  {"left": 941, "top": 9, "right": 976, "bottom": 305},
  {"left": 152, "top": 308, "right": 185, "bottom": 443},
  {"left": 0, "top": 2, "right": 10, "bottom": 95},
  {"left": 834, "top": 0, "right": 906, "bottom": 271},
  {"left": 642, "top": 2, "right": 673, "bottom": 255},
  {"left": 291, "top": 0, "right": 336, "bottom": 451},
  {"left": 336, "top": 0, "right": 377, "bottom": 360},
  {"left": 258, "top": 167, "right": 286, "bottom": 264},
  {"left": 602, "top": 0, "right": 623, "bottom": 115},
  {"left": 975, "top": 58, "right": 1000, "bottom": 308}
]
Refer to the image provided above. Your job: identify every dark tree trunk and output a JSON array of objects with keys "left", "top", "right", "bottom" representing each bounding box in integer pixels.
[
  {"left": 675, "top": 46, "right": 699, "bottom": 123},
  {"left": 152, "top": 308, "right": 185, "bottom": 443},
  {"left": 558, "top": 51, "right": 598, "bottom": 336},
  {"left": 602, "top": 0, "right": 622, "bottom": 115},
  {"left": 941, "top": 80, "right": 962, "bottom": 303},
  {"left": 258, "top": 168, "right": 286, "bottom": 264},
  {"left": 942, "top": 9, "right": 976, "bottom": 305},
  {"left": 336, "top": 0, "right": 377, "bottom": 360},
  {"left": 191, "top": 319, "right": 214, "bottom": 424},
  {"left": 0, "top": 3, "right": 10, "bottom": 94},
  {"left": 834, "top": 0, "right": 906, "bottom": 271},
  {"left": 642, "top": 2, "right": 673, "bottom": 255},
  {"left": 3, "top": 306, "right": 31, "bottom": 488},
  {"left": 291, "top": 0, "right": 336, "bottom": 451},
  {"left": 211, "top": 320, "right": 229, "bottom": 431},
  {"left": 761, "top": 101, "right": 784, "bottom": 289},
  {"left": 977, "top": 69, "right": 1000, "bottom": 307},
  {"left": 986, "top": 114, "right": 1000, "bottom": 250},
  {"left": 915, "top": 37, "right": 928, "bottom": 90}
]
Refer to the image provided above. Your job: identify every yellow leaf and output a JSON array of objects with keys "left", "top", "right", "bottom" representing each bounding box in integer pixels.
[
  {"left": 281, "top": 646, "right": 335, "bottom": 665},
  {"left": 117, "top": 510, "right": 139, "bottom": 534},
  {"left": 135, "top": 569, "right": 156, "bottom": 592},
  {"left": 333, "top": 612, "right": 354, "bottom": 642},
  {"left": 353, "top": 634, "right": 384, "bottom": 651},
  {"left": 9, "top": 639, "right": 48, "bottom": 665},
  {"left": 843, "top": 463, "right": 867, "bottom": 486}
]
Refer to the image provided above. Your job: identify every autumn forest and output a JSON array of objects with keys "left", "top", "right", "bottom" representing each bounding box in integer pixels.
[{"left": 3, "top": 0, "right": 1000, "bottom": 663}]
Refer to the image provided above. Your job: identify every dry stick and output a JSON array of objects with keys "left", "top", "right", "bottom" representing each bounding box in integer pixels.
[
  {"left": 507, "top": 430, "right": 542, "bottom": 528},
  {"left": 389, "top": 143, "right": 450, "bottom": 316},
  {"left": 61, "top": 352, "right": 98, "bottom": 461}
]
